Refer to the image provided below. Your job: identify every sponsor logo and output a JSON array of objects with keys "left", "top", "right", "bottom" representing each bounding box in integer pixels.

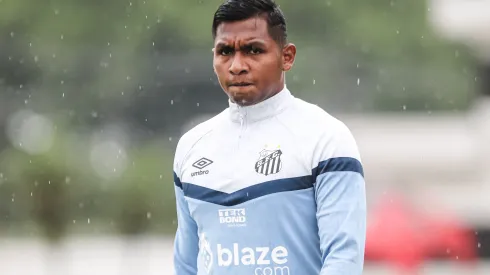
[
  {"left": 218, "top": 209, "right": 247, "bottom": 227},
  {"left": 255, "top": 149, "right": 282, "bottom": 176},
  {"left": 191, "top": 157, "right": 213, "bottom": 177},
  {"left": 217, "top": 243, "right": 290, "bottom": 275}
]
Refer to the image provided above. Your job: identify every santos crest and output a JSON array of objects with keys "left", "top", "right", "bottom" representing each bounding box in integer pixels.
[{"left": 255, "top": 149, "right": 283, "bottom": 176}]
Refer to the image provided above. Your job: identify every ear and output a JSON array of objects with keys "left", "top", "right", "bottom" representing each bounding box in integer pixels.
[
  {"left": 281, "top": 43, "right": 296, "bottom": 72},
  {"left": 212, "top": 48, "right": 217, "bottom": 74}
]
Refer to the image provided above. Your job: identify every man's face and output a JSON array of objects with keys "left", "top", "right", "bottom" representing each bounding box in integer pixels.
[{"left": 213, "top": 17, "right": 296, "bottom": 106}]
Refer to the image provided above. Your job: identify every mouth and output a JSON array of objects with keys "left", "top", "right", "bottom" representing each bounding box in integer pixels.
[{"left": 229, "top": 82, "right": 253, "bottom": 87}]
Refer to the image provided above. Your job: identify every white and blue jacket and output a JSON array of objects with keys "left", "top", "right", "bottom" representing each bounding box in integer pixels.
[{"left": 173, "top": 87, "right": 366, "bottom": 275}]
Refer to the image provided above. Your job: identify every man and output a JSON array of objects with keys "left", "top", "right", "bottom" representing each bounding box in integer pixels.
[{"left": 172, "top": 0, "right": 366, "bottom": 274}]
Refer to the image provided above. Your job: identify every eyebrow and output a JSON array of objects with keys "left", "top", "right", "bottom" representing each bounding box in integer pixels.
[{"left": 215, "top": 40, "right": 267, "bottom": 50}]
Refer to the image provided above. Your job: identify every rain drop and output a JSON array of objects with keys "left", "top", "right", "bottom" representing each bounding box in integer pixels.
[
  {"left": 478, "top": 243, "right": 482, "bottom": 248},
  {"left": 197, "top": 103, "right": 200, "bottom": 107},
  {"left": 357, "top": 78, "right": 360, "bottom": 86},
  {"left": 87, "top": 218, "right": 91, "bottom": 224},
  {"left": 34, "top": 56, "right": 39, "bottom": 62},
  {"left": 169, "top": 137, "right": 173, "bottom": 141},
  {"left": 60, "top": 34, "right": 64, "bottom": 40},
  {"left": 313, "top": 79, "right": 316, "bottom": 85},
  {"left": 170, "top": 100, "right": 174, "bottom": 105},
  {"left": 402, "top": 105, "right": 406, "bottom": 111},
  {"left": 10, "top": 32, "right": 14, "bottom": 37},
  {"left": 147, "top": 212, "right": 152, "bottom": 219}
]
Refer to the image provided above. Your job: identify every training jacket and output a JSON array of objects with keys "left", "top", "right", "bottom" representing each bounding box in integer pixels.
[{"left": 172, "top": 87, "right": 366, "bottom": 275}]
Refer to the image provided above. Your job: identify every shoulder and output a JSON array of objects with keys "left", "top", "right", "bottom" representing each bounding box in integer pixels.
[
  {"left": 173, "top": 109, "right": 227, "bottom": 170},
  {"left": 285, "top": 97, "right": 355, "bottom": 143},
  {"left": 285, "top": 97, "right": 361, "bottom": 165}
]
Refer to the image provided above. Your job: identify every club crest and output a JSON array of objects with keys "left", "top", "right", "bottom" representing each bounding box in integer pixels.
[{"left": 255, "top": 149, "right": 283, "bottom": 176}]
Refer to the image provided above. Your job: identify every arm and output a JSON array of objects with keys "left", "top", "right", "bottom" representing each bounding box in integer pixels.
[
  {"left": 315, "top": 124, "right": 367, "bottom": 275},
  {"left": 173, "top": 172, "right": 199, "bottom": 274}
]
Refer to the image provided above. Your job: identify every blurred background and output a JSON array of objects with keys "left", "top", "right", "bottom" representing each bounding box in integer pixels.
[{"left": 1, "top": 0, "right": 490, "bottom": 274}]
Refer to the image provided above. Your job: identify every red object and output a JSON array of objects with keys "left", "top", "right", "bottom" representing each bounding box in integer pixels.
[{"left": 365, "top": 194, "right": 477, "bottom": 273}]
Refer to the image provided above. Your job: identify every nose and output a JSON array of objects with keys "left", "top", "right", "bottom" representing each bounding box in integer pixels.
[{"left": 229, "top": 54, "right": 248, "bottom": 75}]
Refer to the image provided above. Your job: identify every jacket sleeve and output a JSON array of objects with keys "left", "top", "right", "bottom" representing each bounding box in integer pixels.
[
  {"left": 173, "top": 157, "right": 199, "bottom": 274},
  {"left": 314, "top": 122, "right": 367, "bottom": 275}
]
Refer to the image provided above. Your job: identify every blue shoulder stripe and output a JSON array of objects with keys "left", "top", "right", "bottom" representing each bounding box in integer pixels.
[
  {"left": 174, "top": 172, "right": 183, "bottom": 189},
  {"left": 313, "top": 157, "right": 364, "bottom": 178}
]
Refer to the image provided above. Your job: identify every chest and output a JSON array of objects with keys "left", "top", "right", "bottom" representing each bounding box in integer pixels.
[{"left": 179, "top": 123, "right": 311, "bottom": 195}]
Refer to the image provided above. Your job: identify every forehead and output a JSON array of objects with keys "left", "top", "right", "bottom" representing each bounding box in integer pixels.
[{"left": 214, "top": 17, "right": 272, "bottom": 44}]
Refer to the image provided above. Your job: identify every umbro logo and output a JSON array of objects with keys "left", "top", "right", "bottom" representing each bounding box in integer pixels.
[
  {"left": 192, "top": 158, "right": 213, "bottom": 169},
  {"left": 191, "top": 157, "right": 213, "bottom": 177}
]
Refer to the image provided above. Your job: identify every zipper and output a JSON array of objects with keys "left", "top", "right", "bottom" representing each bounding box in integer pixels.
[{"left": 237, "top": 107, "right": 246, "bottom": 149}]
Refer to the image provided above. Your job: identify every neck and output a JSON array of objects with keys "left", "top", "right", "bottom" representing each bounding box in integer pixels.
[{"left": 228, "top": 85, "right": 293, "bottom": 124}]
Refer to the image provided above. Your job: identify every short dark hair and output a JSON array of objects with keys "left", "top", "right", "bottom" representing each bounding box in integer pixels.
[{"left": 212, "top": 0, "right": 288, "bottom": 46}]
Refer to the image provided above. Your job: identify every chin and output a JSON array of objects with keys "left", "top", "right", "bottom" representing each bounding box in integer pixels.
[
  {"left": 227, "top": 90, "right": 253, "bottom": 103},
  {"left": 230, "top": 94, "right": 256, "bottom": 106}
]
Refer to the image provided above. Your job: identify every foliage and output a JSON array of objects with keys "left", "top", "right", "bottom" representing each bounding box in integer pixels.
[{"left": 0, "top": 0, "right": 478, "bottom": 238}]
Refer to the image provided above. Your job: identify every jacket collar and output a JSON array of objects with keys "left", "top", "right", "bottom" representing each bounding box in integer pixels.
[{"left": 228, "top": 86, "right": 293, "bottom": 124}]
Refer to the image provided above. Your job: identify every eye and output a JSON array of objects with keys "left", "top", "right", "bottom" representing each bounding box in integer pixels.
[
  {"left": 248, "top": 47, "right": 262, "bottom": 55},
  {"left": 218, "top": 47, "right": 233, "bottom": 56}
]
